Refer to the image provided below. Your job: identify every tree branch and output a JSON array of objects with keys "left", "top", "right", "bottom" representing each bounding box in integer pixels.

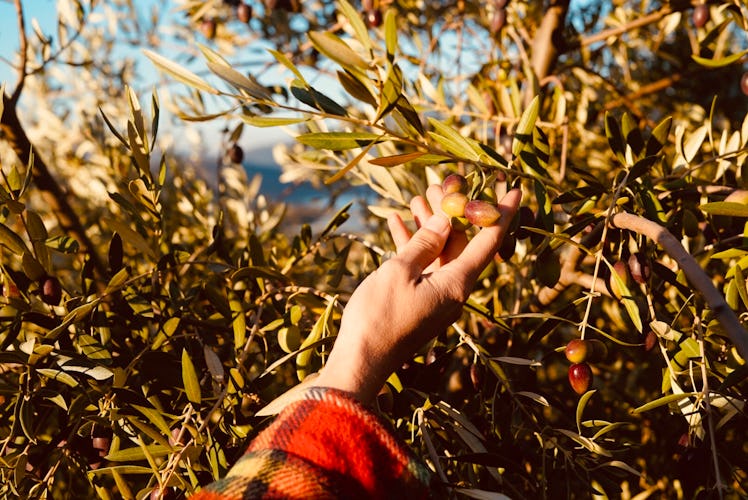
[
  {"left": 1, "top": 91, "right": 106, "bottom": 276},
  {"left": 9, "top": 0, "right": 28, "bottom": 106},
  {"left": 611, "top": 212, "right": 748, "bottom": 361},
  {"left": 530, "top": 0, "right": 570, "bottom": 83}
]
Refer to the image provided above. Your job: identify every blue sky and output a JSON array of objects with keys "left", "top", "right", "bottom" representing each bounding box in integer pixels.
[{"left": 0, "top": 0, "right": 291, "bottom": 157}]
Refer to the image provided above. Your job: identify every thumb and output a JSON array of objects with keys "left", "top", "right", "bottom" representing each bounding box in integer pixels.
[{"left": 396, "top": 214, "right": 451, "bottom": 275}]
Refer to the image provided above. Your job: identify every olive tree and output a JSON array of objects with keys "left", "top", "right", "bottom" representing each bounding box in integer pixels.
[{"left": 1, "top": 0, "right": 747, "bottom": 498}]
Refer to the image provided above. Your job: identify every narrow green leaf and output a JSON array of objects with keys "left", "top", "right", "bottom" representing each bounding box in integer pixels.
[
  {"left": 376, "top": 63, "right": 403, "bottom": 120},
  {"left": 99, "top": 107, "right": 129, "bottom": 148},
  {"left": 88, "top": 465, "right": 157, "bottom": 476},
  {"left": 291, "top": 84, "right": 348, "bottom": 116},
  {"left": 59, "top": 362, "right": 113, "bottom": 381},
  {"left": 181, "top": 349, "right": 201, "bottom": 404},
  {"left": 605, "top": 112, "right": 625, "bottom": 164},
  {"left": 395, "top": 96, "right": 425, "bottom": 136},
  {"left": 337, "top": 0, "right": 372, "bottom": 52},
  {"left": 77, "top": 334, "right": 112, "bottom": 362},
  {"left": 308, "top": 31, "right": 368, "bottom": 70},
  {"left": 490, "top": 356, "right": 541, "bottom": 366},
  {"left": 576, "top": 389, "right": 597, "bottom": 434},
  {"left": 206, "top": 61, "right": 272, "bottom": 100},
  {"left": 428, "top": 118, "right": 479, "bottom": 160},
  {"left": 607, "top": 261, "right": 643, "bottom": 332},
  {"left": 692, "top": 49, "right": 748, "bottom": 68},
  {"left": 325, "top": 135, "right": 381, "bottom": 184},
  {"left": 699, "top": 201, "right": 748, "bottom": 217},
  {"left": 369, "top": 151, "right": 426, "bottom": 167},
  {"left": 132, "top": 404, "right": 173, "bottom": 438},
  {"left": 512, "top": 95, "right": 540, "bottom": 156},
  {"left": 631, "top": 392, "right": 698, "bottom": 414},
  {"left": 105, "top": 267, "right": 130, "bottom": 294},
  {"left": 683, "top": 125, "right": 707, "bottom": 163},
  {"left": 337, "top": 70, "right": 377, "bottom": 107},
  {"left": 142, "top": 49, "right": 217, "bottom": 94},
  {"left": 267, "top": 49, "right": 306, "bottom": 84},
  {"left": 240, "top": 115, "right": 309, "bottom": 127},
  {"left": 26, "top": 211, "right": 48, "bottom": 241},
  {"left": 228, "top": 291, "right": 247, "bottom": 348},
  {"left": 384, "top": 8, "right": 397, "bottom": 60},
  {"left": 296, "top": 296, "right": 337, "bottom": 381},
  {"left": 556, "top": 429, "right": 612, "bottom": 457},
  {"left": 297, "top": 132, "right": 383, "bottom": 150},
  {"left": 104, "top": 444, "right": 172, "bottom": 462},
  {"left": 646, "top": 116, "right": 672, "bottom": 157},
  {"left": 37, "top": 368, "right": 78, "bottom": 387},
  {"left": 0, "top": 223, "right": 30, "bottom": 255}
]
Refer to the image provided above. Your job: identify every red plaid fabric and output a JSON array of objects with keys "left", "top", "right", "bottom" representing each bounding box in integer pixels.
[{"left": 192, "top": 387, "right": 432, "bottom": 499}]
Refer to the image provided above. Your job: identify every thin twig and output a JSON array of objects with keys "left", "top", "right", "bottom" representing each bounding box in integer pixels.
[{"left": 9, "top": 0, "right": 27, "bottom": 105}]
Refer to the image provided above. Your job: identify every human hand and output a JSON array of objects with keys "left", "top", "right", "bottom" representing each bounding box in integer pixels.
[{"left": 311, "top": 185, "right": 521, "bottom": 402}]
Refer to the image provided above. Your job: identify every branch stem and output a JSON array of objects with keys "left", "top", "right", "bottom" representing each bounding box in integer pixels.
[{"left": 611, "top": 212, "right": 748, "bottom": 360}]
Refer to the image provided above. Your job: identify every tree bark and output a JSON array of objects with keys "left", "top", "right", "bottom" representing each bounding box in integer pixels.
[{"left": 531, "top": 0, "right": 571, "bottom": 83}]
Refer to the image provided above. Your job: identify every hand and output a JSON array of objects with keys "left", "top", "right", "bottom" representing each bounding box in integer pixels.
[{"left": 311, "top": 185, "right": 522, "bottom": 402}]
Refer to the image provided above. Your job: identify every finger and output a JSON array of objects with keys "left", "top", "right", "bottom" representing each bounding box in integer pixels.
[
  {"left": 410, "top": 195, "right": 433, "bottom": 229},
  {"left": 443, "top": 189, "right": 522, "bottom": 284},
  {"left": 395, "top": 213, "right": 451, "bottom": 276},
  {"left": 387, "top": 213, "right": 412, "bottom": 253},
  {"left": 426, "top": 184, "right": 445, "bottom": 215}
]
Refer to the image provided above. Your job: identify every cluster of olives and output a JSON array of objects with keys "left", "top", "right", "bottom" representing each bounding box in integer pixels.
[
  {"left": 608, "top": 251, "right": 651, "bottom": 299},
  {"left": 564, "top": 338, "right": 607, "bottom": 395},
  {"left": 440, "top": 174, "right": 502, "bottom": 229}
]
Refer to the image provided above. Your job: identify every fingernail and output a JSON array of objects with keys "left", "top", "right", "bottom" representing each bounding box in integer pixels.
[{"left": 424, "top": 214, "right": 450, "bottom": 235}]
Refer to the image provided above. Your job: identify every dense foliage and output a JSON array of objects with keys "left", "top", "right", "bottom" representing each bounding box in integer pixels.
[{"left": 1, "top": 0, "right": 747, "bottom": 498}]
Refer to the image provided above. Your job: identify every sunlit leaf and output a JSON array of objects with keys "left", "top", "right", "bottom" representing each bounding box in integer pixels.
[
  {"left": 181, "top": 349, "right": 201, "bottom": 404},
  {"left": 692, "top": 49, "right": 748, "bottom": 68},
  {"left": 308, "top": 31, "right": 368, "bottom": 70},
  {"left": 369, "top": 151, "right": 426, "bottom": 167},
  {"left": 143, "top": 49, "right": 217, "bottom": 94},
  {"left": 297, "top": 132, "right": 384, "bottom": 150},
  {"left": 631, "top": 392, "right": 698, "bottom": 413}
]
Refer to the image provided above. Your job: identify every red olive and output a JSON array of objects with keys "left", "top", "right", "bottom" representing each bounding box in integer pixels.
[
  {"left": 366, "top": 9, "right": 383, "bottom": 28},
  {"left": 568, "top": 363, "right": 593, "bottom": 395},
  {"left": 741, "top": 72, "right": 748, "bottom": 97},
  {"left": 40, "top": 277, "right": 62, "bottom": 305},
  {"left": 627, "top": 252, "right": 651, "bottom": 285},
  {"left": 490, "top": 8, "right": 506, "bottom": 35},
  {"left": 237, "top": 2, "right": 252, "bottom": 23},
  {"left": 469, "top": 363, "right": 484, "bottom": 391},
  {"left": 692, "top": 4, "right": 709, "bottom": 28},
  {"left": 442, "top": 173, "right": 469, "bottom": 195},
  {"left": 200, "top": 19, "right": 216, "bottom": 39},
  {"left": 464, "top": 200, "right": 501, "bottom": 227},
  {"left": 644, "top": 330, "right": 657, "bottom": 351}
]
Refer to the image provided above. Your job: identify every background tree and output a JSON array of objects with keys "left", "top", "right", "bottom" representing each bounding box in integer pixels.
[{"left": 1, "top": 0, "right": 747, "bottom": 498}]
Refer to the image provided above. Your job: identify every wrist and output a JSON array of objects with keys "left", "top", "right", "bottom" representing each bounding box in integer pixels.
[{"left": 310, "top": 356, "right": 383, "bottom": 403}]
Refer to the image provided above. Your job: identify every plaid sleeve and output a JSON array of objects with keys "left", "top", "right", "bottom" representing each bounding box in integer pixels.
[{"left": 191, "top": 386, "right": 433, "bottom": 499}]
